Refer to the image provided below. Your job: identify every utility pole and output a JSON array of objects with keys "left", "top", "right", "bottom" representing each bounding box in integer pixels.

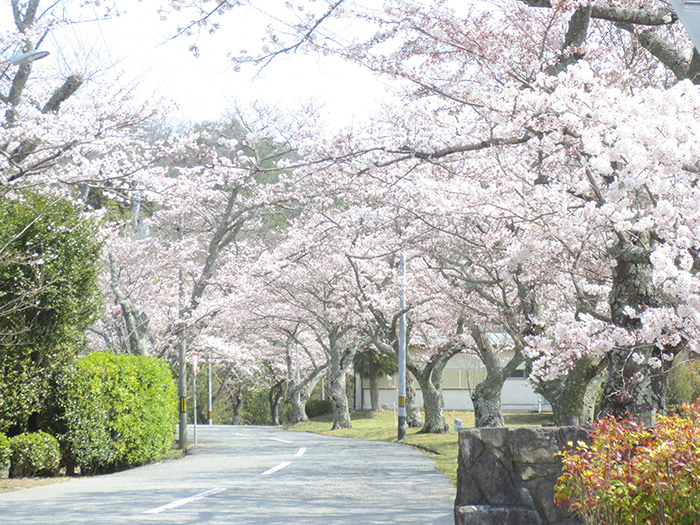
[
  {"left": 398, "top": 253, "right": 407, "bottom": 441},
  {"left": 207, "top": 352, "right": 213, "bottom": 425},
  {"left": 192, "top": 351, "right": 199, "bottom": 445},
  {"left": 178, "top": 216, "right": 188, "bottom": 449}
]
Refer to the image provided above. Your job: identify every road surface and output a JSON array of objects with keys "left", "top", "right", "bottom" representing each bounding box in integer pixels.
[{"left": 0, "top": 425, "right": 456, "bottom": 524}]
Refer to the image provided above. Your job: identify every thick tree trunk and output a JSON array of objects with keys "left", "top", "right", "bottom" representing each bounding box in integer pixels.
[
  {"left": 472, "top": 379, "right": 505, "bottom": 427},
  {"left": 330, "top": 367, "right": 351, "bottom": 429},
  {"left": 288, "top": 382, "right": 309, "bottom": 423},
  {"left": 600, "top": 233, "right": 675, "bottom": 421},
  {"left": 470, "top": 325, "right": 523, "bottom": 428},
  {"left": 417, "top": 375, "right": 448, "bottom": 433},
  {"left": 536, "top": 356, "right": 604, "bottom": 426}
]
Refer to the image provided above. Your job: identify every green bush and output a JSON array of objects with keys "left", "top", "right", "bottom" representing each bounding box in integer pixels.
[
  {"left": 0, "top": 432, "right": 10, "bottom": 471},
  {"left": 9, "top": 431, "right": 60, "bottom": 478},
  {"left": 555, "top": 402, "right": 700, "bottom": 524},
  {"left": 667, "top": 358, "right": 700, "bottom": 406},
  {"left": 241, "top": 390, "right": 271, "bottom": 425},
  {"left": 56, "top": 352, "right": 177, "bottom": 474},
  {"left": 306, "top": 399, "right": 332, "bottom": 418}
]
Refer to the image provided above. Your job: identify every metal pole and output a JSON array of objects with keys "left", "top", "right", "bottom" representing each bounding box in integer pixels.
[
  {"left": 178, "top": 216, "right": 187, "bottom": 449},
  {"left": 178, "top": 331, "right": 187, "bottom": 449},
  {"left": 398, "top": 253, "right": 407, "bottom": 441},
  {"left": 208, "top": 352, "right": 213, "bottom": 425},
  {"left": 193, "top": 365, "right": 198, "bottom": 445}
]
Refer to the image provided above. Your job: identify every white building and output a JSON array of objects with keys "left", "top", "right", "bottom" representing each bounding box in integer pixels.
[{"left": 354, "top": 352, "right": 551, "bottom": 413}]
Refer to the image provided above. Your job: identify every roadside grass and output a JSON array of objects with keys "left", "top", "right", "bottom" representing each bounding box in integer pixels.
[{"left": 287, "top": 409, "right": 553, "bottom": 485}]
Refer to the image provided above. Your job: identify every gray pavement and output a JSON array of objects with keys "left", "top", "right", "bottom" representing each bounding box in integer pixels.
[{"left": 0, "top": 425, "right": 456, "bottom": 524}]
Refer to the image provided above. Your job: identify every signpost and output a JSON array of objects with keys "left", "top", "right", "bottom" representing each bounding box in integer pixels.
[{"left": 192, "top": 351, "right": 200, "bottom": 444}]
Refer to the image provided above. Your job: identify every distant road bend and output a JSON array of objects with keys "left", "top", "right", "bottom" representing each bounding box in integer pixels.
[{"left": 0, "top": 425, "right": 456, "bottom": 524}]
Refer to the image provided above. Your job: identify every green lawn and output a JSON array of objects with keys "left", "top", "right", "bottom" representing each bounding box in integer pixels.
[{"left": 287, "top": 409, "right": 553, "bottom": 485}]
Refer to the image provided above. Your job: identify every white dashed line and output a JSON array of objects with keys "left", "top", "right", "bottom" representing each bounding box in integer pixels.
[
  {"left": 294, "top": 447, "right": 307, "bottom": 457},
  {"left": 143, "top": 487, "right": 227, "bottom": 514},
  {"left": 261, "top": 461, "right": 292, "bottom": 476},
  {"left": 268, "top": 438, "right": 293, "bottom": 444}
]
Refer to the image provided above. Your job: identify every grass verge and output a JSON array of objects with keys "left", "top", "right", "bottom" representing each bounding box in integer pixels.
[{"left": 287, "top": 409, "right": 553, "bottom": 486}]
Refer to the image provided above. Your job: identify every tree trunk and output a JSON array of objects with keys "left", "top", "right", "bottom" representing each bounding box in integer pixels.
[
  {"left": 288, "top": 381, "right": 309, "bottom": 424},
  {"left": 369, "top": 369, "right": 382, "bottom": 412},
  {"left": 231, "top": 385, "right": 243, "bottom": 425},
  {"left": 536, "top": 356, "right": 604, "bottom": 426},
  {"left": 268, "top": 379, "right": 285, "bottom": 426},
  {"left": 471, "top": 379, "right": 505, "bottom": 427},
  {"left": 406, "top": 372, "right": 423, "bottom": 428},
  {"left": 330, "top": 367, "right": 351, "bottom": 429},
  {"left": 417, "top": 374, "right": 448, "bottom": 433},
  {"left": 600, "top": 233, "right": 674, "bottom": 421},
  {"left": 470, "top": 325, "right": 523, "bottom": 428}
]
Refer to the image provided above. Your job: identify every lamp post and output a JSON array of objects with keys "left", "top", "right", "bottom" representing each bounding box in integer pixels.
[
  {"left": 669, "top": 0, "right": 700, "bottom": 52},
  {"left": 1, "top": 50, "right": 50, "bottom": 82},
  {"left": 0, "top": 50, "right": 50, "bottom": 66}
]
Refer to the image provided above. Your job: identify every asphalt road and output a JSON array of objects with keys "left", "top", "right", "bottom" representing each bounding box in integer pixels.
[{"left": 0, "top": 425, "right": 456, "bottom": 524}]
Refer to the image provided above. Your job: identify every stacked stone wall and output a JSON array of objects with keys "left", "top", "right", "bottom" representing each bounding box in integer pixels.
[{"left": 454, "top": 426, "right": 590, "bottom": 525}]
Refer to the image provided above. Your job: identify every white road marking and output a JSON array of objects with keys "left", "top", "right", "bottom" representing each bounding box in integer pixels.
[
  {"left": 294, "top": 447, "right": 307, "bottom": 457},
  {"left": 232, "top": 432, "right": 246, "bottom": 436},
  {"left": 261, "top": 461, "right": 292, "bottom": 476},
  {"left": 268, "top": 438, "right": 293, "bottom": 444},
  {"left": 143, "top": 487, "right": 227, "bottom": 514}
]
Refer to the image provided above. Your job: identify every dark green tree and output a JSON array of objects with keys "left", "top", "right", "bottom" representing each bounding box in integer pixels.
[
  {"left": 0, "top": 193, "right": 102, "bottom": 435},
  {"left": 353, "top": 347, "right": 397, "bottom": 413}
]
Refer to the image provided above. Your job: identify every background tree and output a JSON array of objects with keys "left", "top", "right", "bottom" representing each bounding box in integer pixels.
[{"left": 354, "top": 347, "right": 397, "bottom": 412}]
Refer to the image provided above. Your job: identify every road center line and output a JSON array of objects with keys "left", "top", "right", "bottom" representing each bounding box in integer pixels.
[
  {"left": 294, "top": 447, "right": 307, "bottom": 457},
  {"left": 268, "top": 437, "right": 293, "bottom": 444},
  {"left": 143, "top": 487, "right": 227, "bottom": 514},
  {"left": 261, "top": 461, "right": 292, "bottom": 476}
]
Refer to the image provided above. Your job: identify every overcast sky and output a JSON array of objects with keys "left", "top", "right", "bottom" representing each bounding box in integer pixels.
[{"left": 42, "top": 0, "right": 392, "bottom": 126}]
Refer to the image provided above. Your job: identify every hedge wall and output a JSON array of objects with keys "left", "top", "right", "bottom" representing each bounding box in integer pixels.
[{"left": 55, "top": 352, "right": 177, "bottom": 474}]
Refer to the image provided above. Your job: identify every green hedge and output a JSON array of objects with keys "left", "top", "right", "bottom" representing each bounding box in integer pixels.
[
  {"left": 0, "top": 433, "right": 10, "bottom": 471},
  {"left": 306, "top": 399, "right": 332, "bottom": 418},
  {"left": 56, "top": 352, "right": 177, "bottom": 474},
  {"left": 9, "top": 431, "right": 60, "bottom": 478}
]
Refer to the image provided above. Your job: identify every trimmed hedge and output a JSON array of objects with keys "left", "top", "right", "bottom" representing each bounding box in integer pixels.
[
  {"left": 306, "top": 399, "right": 332, "bottom": 418},
  {"left": 9, "top": 431, "right": 60, "bottom": 478},
  {"left": 56, "top": 352, "right": 177, "bottom": 474}
]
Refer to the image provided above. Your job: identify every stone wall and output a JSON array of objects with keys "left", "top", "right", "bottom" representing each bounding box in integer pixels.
[{"left": 454, "top": 426, "right": 590, "bottom": 525}]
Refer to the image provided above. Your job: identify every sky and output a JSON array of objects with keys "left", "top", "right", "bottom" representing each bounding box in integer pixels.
[{"left": 45, "top": 0, "right": 394, "bottom": 127}]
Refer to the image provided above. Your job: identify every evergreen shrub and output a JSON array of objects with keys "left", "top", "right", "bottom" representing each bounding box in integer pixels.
[
  {"left": 56, "top": 352, "right": 177, "bottom": 474},
  {"left": 241, "top": 390, "right": 271, "bottom": 425},
  {"left": 0, "top": 432, "right": 10, "bottom": 471},
  {"left": 9, "top": 431, "right": 60, "bottom": 478},
  {"left": 306, "top": 399, "right": 332, "bottom": 418}
]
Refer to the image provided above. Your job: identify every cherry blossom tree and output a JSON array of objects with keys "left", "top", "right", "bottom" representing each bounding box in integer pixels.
[{"left": 154, "top": 0, "right": 700, "bottom": 425}]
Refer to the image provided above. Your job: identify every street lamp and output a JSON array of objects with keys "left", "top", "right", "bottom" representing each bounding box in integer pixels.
[
  {"left": 0, "top": 50, "right": 50, "bottom": 66},
  {"left": 669, "top": 0, "right": 700, "bottom": 52},
  {"left": 1, "top": 50, "right": 50, "bottom": 82}
]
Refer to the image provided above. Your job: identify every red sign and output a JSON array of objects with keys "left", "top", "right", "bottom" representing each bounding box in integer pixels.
[{"left": 192, "top": 351, "right": 200, "bottom": 375}]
